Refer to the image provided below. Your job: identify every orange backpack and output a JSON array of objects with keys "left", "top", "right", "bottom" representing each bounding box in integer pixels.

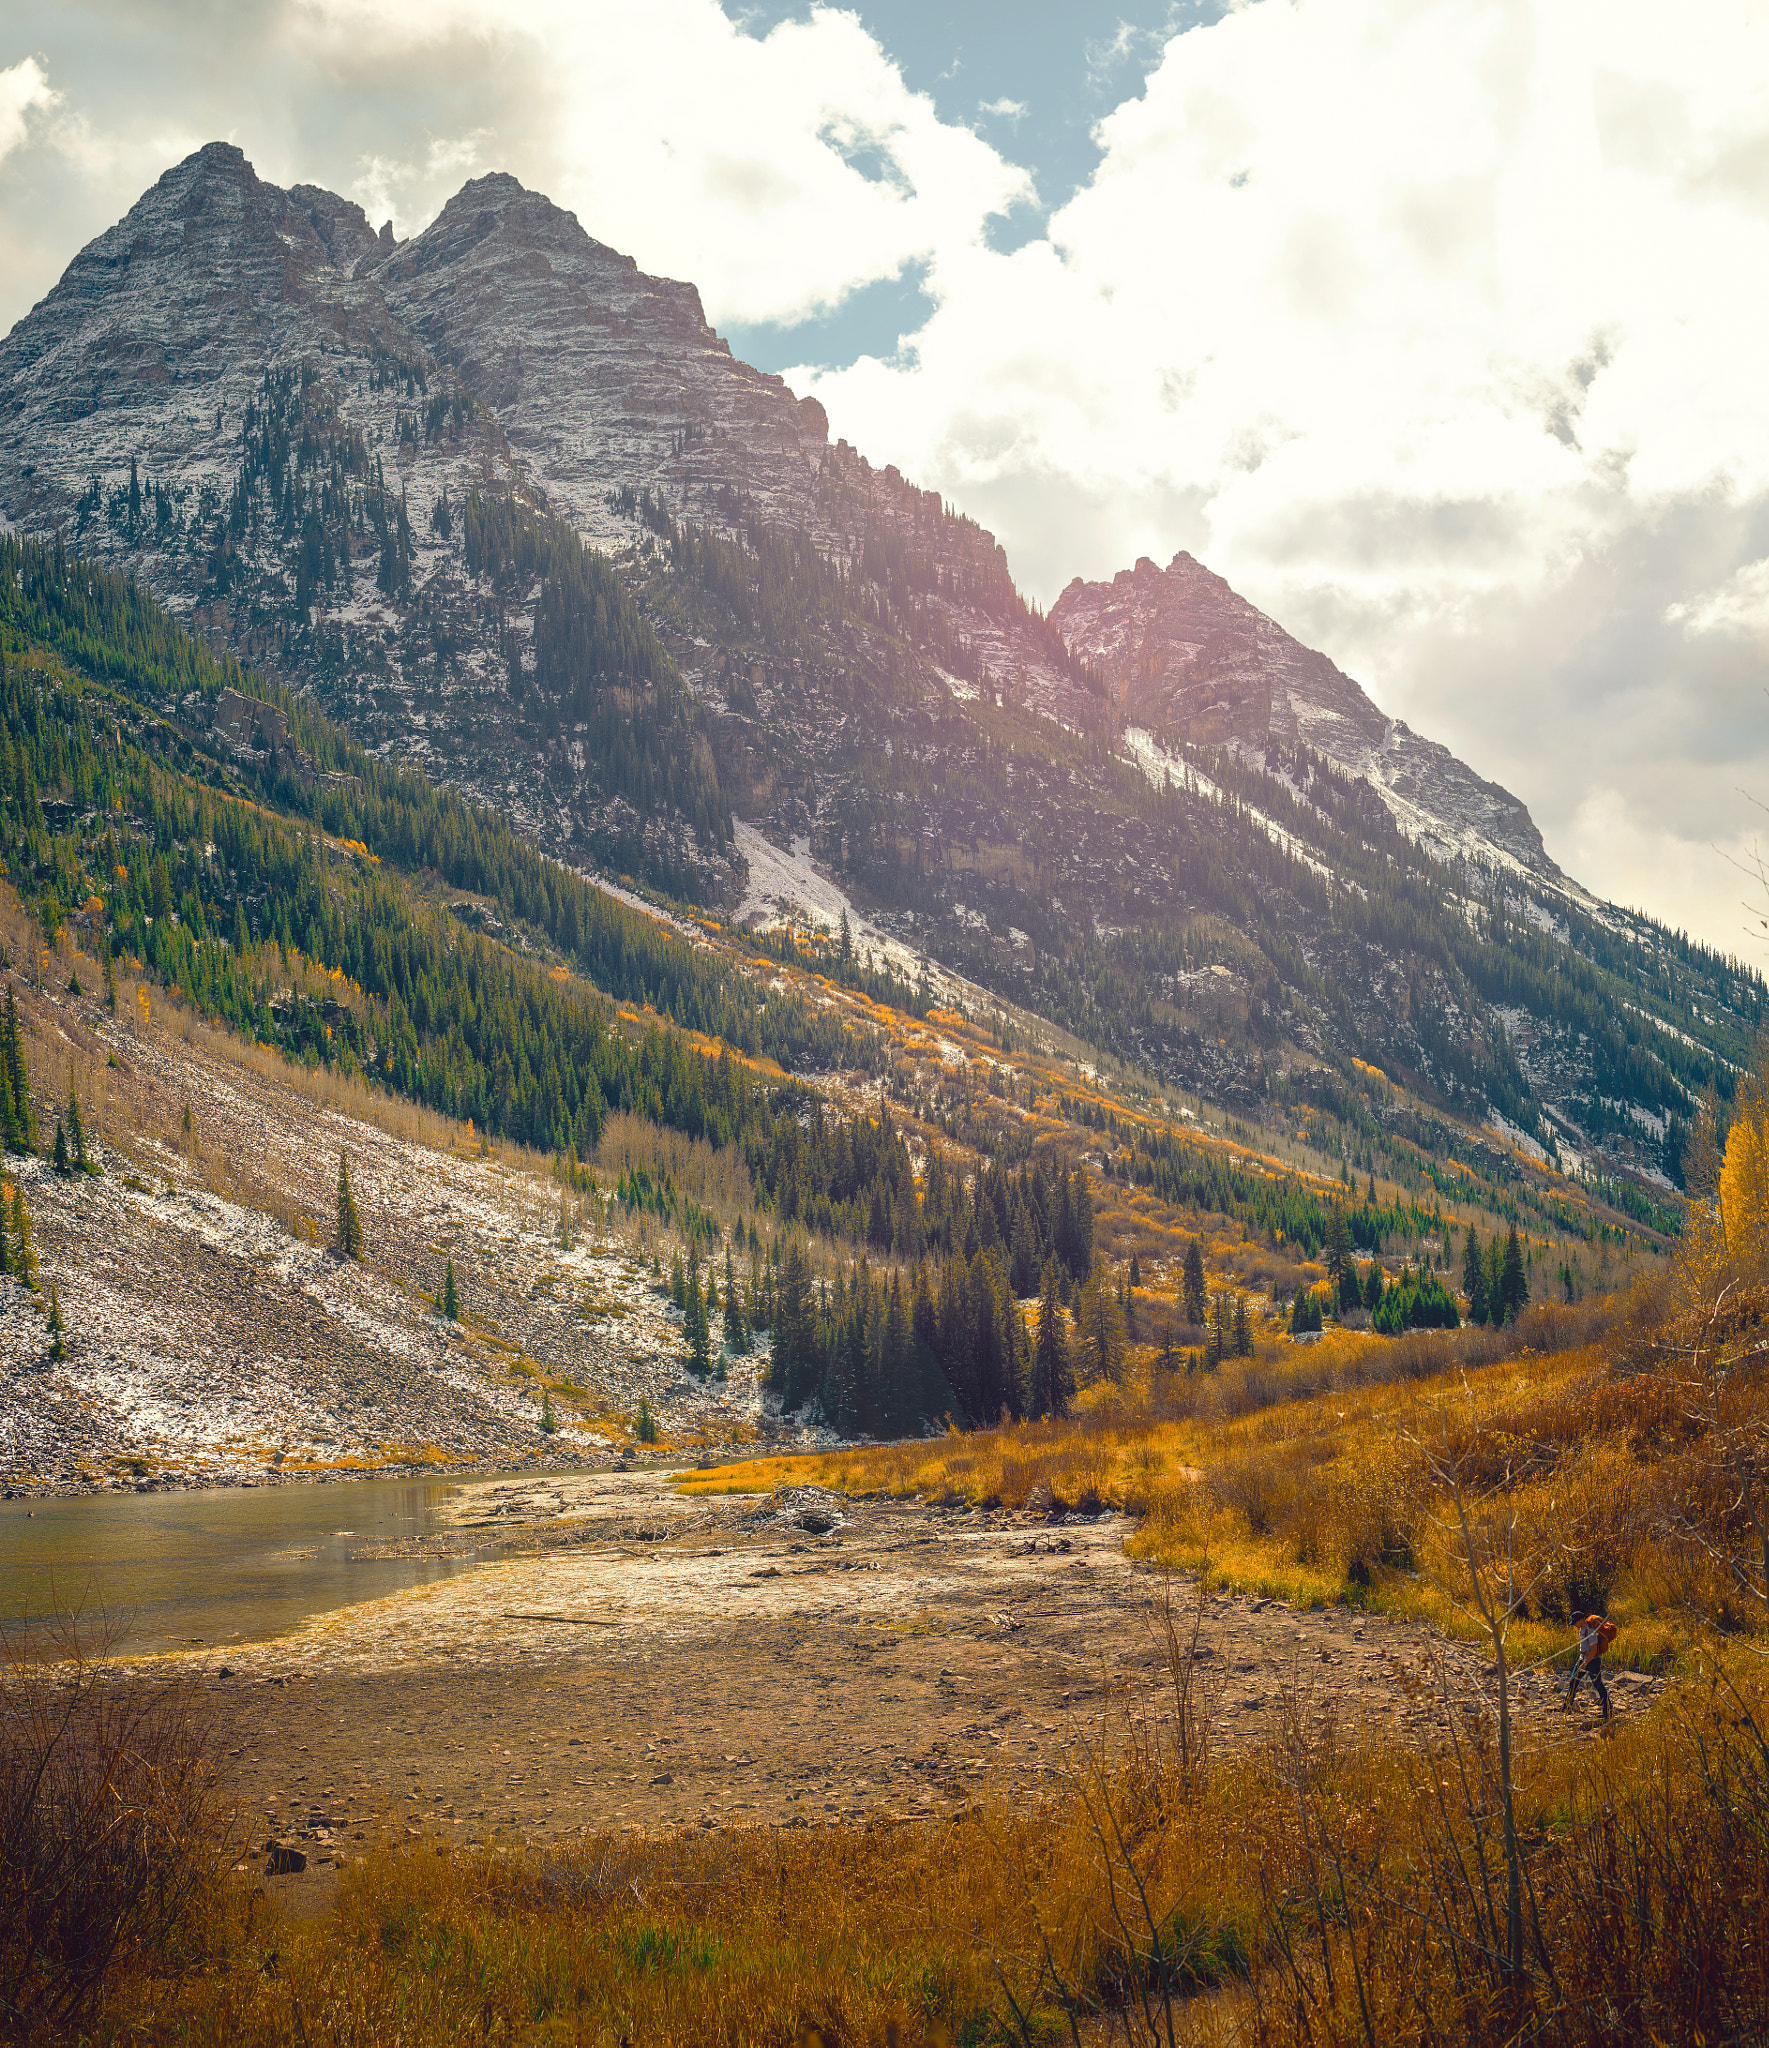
[{"left": 1583, "top": 1616, "right": 1617, "bottom": 1661}]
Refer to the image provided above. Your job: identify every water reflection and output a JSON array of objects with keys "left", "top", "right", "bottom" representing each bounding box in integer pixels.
[{"left": 0, "top": 1475, "right": 506, "bottom": 1655}]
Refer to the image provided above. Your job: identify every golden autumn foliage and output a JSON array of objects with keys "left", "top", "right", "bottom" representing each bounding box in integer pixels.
[{"left": 1721, "top": 1092, "right": 1769, "bottom": 1269}]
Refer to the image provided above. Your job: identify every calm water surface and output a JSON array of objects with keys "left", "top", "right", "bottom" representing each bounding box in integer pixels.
[{"left": 0, "top": 1474, "right": 511, "bottom": 1655}]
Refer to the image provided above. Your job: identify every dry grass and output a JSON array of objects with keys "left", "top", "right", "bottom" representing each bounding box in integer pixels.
[
  {"left": 694, "top": 1278, "right": 1761, "bottom": 1677},
  {"left": 2, "top": 886, "right": 547, "bottom": 1180},
  {"left": 594, "top": 1110, "right": 757, "bottom": 1226},
  {"left": 27, "top": 1628, "right": 1769, "bottom": 2045},
  {"left": 9, "top": 1190, "right": 1768, "bottom": 2040},
  {"left": 0, "top": 1620, "right": 238, "bottom": 2038}
]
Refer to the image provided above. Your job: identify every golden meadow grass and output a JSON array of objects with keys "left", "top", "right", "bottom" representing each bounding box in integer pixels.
[
  {"left": 10, "top": 1175, "right": 1767, "bottom": 2040},
  {"left": 14, "top": 1622, "right": 1768, "bottom": 2046},
  {"left": 689, "top": 1291, "right": 1755, "bottom": 1678}
]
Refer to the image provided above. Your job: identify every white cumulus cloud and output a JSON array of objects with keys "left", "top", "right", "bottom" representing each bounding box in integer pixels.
[
  {"left": 793, "top": 0, "right": 1769, "bottom": 947},
  {"left": 289, "top": 0, "right": 1030, "bottom": 324},
  {"left": 0, "top": 56, "right": 58, "bottom": 163}
]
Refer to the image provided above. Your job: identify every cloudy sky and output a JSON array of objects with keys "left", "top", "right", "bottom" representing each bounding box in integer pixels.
[{"left": 3, "top": 0, "right": 1769, "bottom": 954}]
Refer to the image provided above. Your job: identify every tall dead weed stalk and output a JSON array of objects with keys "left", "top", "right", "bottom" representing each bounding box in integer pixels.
[{"left": 0, "top": 1620, "right": 236, "bottom": 2037}]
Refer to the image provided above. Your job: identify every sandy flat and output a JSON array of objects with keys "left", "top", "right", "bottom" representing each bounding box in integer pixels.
[{"left": 172, "top": 1472, "right": 1661, "bottom": 1870}]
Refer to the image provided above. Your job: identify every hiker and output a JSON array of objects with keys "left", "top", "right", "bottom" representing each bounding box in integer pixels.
[{"left": 1564, "top": 1611, "right": 1617, "bottom": 1720}]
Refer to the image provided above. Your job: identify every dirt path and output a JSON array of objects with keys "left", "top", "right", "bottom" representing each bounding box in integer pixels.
[{"left": 179, "top": 1473, "right": 1664, "bottom": 1889}]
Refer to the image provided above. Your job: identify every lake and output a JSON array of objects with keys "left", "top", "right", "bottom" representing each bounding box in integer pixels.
[{"left": 0, "top": 1474, "right": 507, "bottom": 1656}]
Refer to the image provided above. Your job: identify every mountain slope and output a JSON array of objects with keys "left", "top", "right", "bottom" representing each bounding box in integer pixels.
[
  {"left": 0, "top": 141, "right": 1533, "bottom": 883},
  {"left": 1052, "top": 551, "right": 1557, "bottom": 881},
  {"left": 0, "top": 143, "right": 1757, "bottom": 1192},
  {"left": 0, "top": 144, "right": 1068, "bottom": 895}
]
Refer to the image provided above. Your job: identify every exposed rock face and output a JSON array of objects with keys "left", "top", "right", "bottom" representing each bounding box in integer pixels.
[
  {"left": 0, "top": 143, "right": 401, "bottom": 443},
  {"left": 4, "top": 142, "right": 1728, "bottom": 1181},
  {"left": 0, "top": 142, "right": 1551, "bottom": 885},
  {"left": 0, "top": 142, "right": 1056, "bottom": 893},
  {"left": 0, "top": 141, "right": 1017, "bottom": 612},
  {"left": 1052, "top": 552, "right": 1557, "bottom": 880},
  {"left": 372, "top": 170, "right": 835, "bottom": 532}
]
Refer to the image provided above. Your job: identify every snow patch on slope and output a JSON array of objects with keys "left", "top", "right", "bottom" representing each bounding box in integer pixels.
[
  {"left": 733, "top": 820, "right": 969, "bottom": 1002},
  {"left": 1122, "top": 729, "right": 1335, "bottom": 884}
]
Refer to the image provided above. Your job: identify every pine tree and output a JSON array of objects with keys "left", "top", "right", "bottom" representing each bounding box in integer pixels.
[
  {"left": 1033, "top": 1258, "right": 1069, "bottom": 1418},
  {"left": 1208, "top": 1290, "right": 1231, "bottom": 1368},
  {"left": 1071, "top": 1167, "right": 1095, "bottom": 1279},
  {"left": 46, "top": 1284, "right": 65, "bottom": 1362},
  {"left": 1128, "top": 1250, "right": 1141, "bottom": 1291},
  {"left": 771, "top": 1241, "right": 817, "bottom": 1410},
  {"left": 685, "top": 1244, "right": 711, "bottom": 1375},
  {"left": 336, "top": 1150, "right": 363, "bottom": 1260},
  {"left": 1324, "top": 1203, "right": 1353, "bottom": 1296},
  {"left": 65, "top": 1074, "right": 88, "bottom": 1173},
  {"left": 636, "top": 1397, "right": 659, "bottom": 1444},
  {"left": 882, "top": 1273, "right": 911, "bottom": 1427},
  {"left": 1500, "top": 1226, "right": 1529, "bottom": 1322},
  {"left": 1054, "top": 1168, "right": 1074, "bottom": 1273},
  {"left": 1463, "top": 1226, "right": 1488, "bottom": 1326},
  {"left": 539, "top": 1389, "right": 556, "bottom": 1434},
  {"left": 1485, "top": 1237, "right": 1506, "bottom": 1322},
  {"left": 1, "top": 991, "right": 33, "bottom": 1149},
  {"left": 12, "top": 1185, "right": 35, "bottom": 1288},
  {"left": 0, "top": 1048, "right": 16, "bottom": 1153},
  {"left": 1010, "top": 1199, "right": 1038, "bottom": 1295},
  {"left": 722, "top": 1248, "right": 747, "bottom": 1354},
  {"left": 1232, "top": 1293, "right": 1252, "bottom": 1358},
  {"left": 1077, "top": 1264, "right": 1126, "bottom": 1385},
  {"left": 669, "top": 1250, "right": 685, "bottom": 1309},
  {"left": 1182, "top": 1236, "right": 1206, "bottom": 1326},
  {"left": 442, "top": 1260, "right": 459, "bottom": 1320},
  {"left": 52, "top": 1116, "right": 69, "bottom": 1175}
]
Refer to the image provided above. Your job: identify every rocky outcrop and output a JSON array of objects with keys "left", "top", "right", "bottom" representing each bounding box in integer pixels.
[
  {"left": 1052, "top": 551, "right": 1559, "bottom": 880},
  {"left": 0, "top": 143, "right": 403, "bottom": 450},
  {"left": 0, "top": 142, "right": 1072, "bottom": 886},
  {"left": 0, "top": 141, "right": 1552, "bottom": 888}
]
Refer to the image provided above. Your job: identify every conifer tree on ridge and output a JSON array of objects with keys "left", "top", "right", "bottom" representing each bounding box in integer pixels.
[{"left": 336, "top": 1149, "right": 363, "bottom": 1260}]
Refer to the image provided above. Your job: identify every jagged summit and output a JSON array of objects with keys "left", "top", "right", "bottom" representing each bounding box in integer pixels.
[
  {"left": 285, "top": 183, "right": 385, "bottom": 274},
  {"left": 1053, "top": 548, "right": 1558, "bottom": 881},
  {"left": 0, "top": 140, "right": 403, "bottom": 436},
  {"left": 0, "top": 139, "right": 1561, "bottom": 894},
  {"left": 0, "top": 141, "right": 1035, "bottom": 882},
  {"left": 0, "top": 140, "right": 1737, "bottom": 1184}
]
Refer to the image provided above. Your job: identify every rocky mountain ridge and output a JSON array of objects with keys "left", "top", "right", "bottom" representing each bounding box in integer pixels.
[
  {"left": 1052, "top": 552, "right": 1558, "bottom": 882},
  {"left": 0, "top": 142, "right": 1754, "bottom": 1189},
  {"left": 4, "top": 140, "right": 1534, "bottom": 878}
]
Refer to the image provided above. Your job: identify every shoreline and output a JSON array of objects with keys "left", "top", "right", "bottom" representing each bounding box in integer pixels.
[{"left": 92, "top": 1471, "right": 1664, "bottom": 1874}]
